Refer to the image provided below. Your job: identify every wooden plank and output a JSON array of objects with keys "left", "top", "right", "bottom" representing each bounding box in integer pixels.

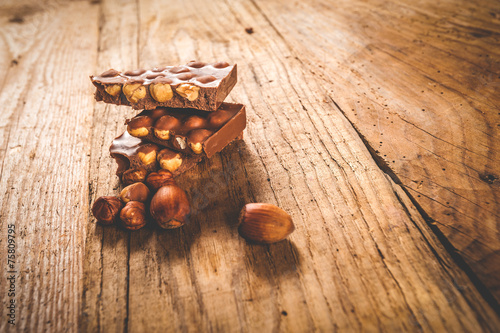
[
  {"left": 248, "top": 0, "right": 500, "bottom": 301},
  {"left": 80, "top": 0, "right": 141, "bottom": 332},
  {"left": 0, "top": 1, "right": 99, "bottom": 332},
  {"left": 80, "top": 0, "right": 500, "bottom": 331}
]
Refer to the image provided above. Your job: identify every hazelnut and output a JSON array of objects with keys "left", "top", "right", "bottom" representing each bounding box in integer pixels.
[
  {"left": 154, "top": 115, "right": 181, "bottom": 141},
  {"left": 187, "top": 129, "right": 213, "bottom": 154},
  {"left": 238, "top": 203, "right": 295, "bottom": 244},
  {"left": 146, "top": 170, "right": 176, "bottom": 191},
  {"left": 148, "top": 108, "right": 168, "bottom": 120},
  {"left": 173, "top": 136, "right": 188, "bottom": 150},
  {"left": 104, "top": 84, "right": 122, "bottom": 96},
  {"left": 123, "top": 83, "right": 146, "bottom": 103},
  {"left": 196, "top": 75, "right": 217, "bottom": 84},
  {"left": 150, "top": 185, "right": 190, "bottom": 229},
  {"left": 120, "top": 182, "right": 150, "bottom": 203},
  {"left": 137, "top": 145, "right": 158, "bottom": 165},
  {"left": 157, "top": 149, "right": 183, "bottom": 172},
  {"left": 120, "top": 201, "right": 147, "bottom": 230},
  {"left": 121, "top": 168, "right": 148, "bottom": 185},
  {"left": 149, "top": 83, "right": 173, "bottom": 102},
  {"left": 92, "top": 196, "right": 123, "bottom": 225},
  {"left": 213, "top": 62, "right": 230, "bottom": 69},
  {"left": 127, "top": 116, "right": 154, "bottom": 138},
  {"left": 187, "top": 61, "right": 206, "bottom": 68},
  {"left": 176, "top": 83, "right": 200, "bottom": 101},
  {"left": 183, "top": 115, "right": 208, "bottom": 131},
  {"left": 99, "top": 69, "right": 120, "bottom": 77},
  {"left": 207, "top": 110, "right": 233, "bottom": 128}
]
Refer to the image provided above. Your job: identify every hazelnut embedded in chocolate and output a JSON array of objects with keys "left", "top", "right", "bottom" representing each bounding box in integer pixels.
[
  {"left": 137, "top": 144, "right": 158, "bottom": 165},
  {"left": 187, "top": 61, "right": 206, "bottom": 68},
  {"left": 104, "top": 84, "right": 122, "bottom": 96},
  {"left": 100, "top": 69, "right": 120, "bottom": 77},
  {"left": 196, "top": 75, "right": 217, "bottom": 84},
  {"left": 123, "top": 83, "right": 146, "bottom": 103},
  {"left": 207, "top": 109, "right": 234, "bottom": 128},
  {"left": 213, "top": 62, "right": 230, "bottom": 69},
  {"left": 149, "top": 83, "right": 173, "bottom": 102},
  {"left": 176, "top": 83, "right": 200, "bottom": 101},
  {"left": 147, "top": 108, "right": 168, "bottom": 121},
  {"left": 127, "top": 116, "right": 154, "bottom": 138},
  {"left": 157, "top": 148, "right": 183, "bottom": 172},
  {"left": 187, "top": 129, "right": 213, "bottom": 154},
  {"left": 154, "top": 115, "right": 181, "bottom": 140},
  {"left": 183, "top": 115, "right": 208, "bottom": 132}
]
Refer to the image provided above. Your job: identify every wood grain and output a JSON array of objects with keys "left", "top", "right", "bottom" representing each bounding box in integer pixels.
[
  {"left": 0, "top": 0, "right": 498, "bottom": 332},
  {"left": 248, "top": 0, "right": 500, "bottom": 300},
  {"left": 81, "top": 0, "right": 499, "bottom": 331},
  {"left": 0, "top": 1, "right": 99, "bottom": 331}
]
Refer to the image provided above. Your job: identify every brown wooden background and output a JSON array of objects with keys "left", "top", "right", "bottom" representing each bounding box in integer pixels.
[{"left": 0, "top": 0, "right": 499, "bottom": 331}]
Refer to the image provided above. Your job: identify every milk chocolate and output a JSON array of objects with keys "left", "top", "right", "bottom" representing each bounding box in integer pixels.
[
  {"left": 125, "top": 103, "right": 246, "bottom": 158},
  {"left": 91, "top": 61, "right": 237, "bottom": 111},
  {"left": 110, "top": 131, "right": 202, "bottom": 180}
]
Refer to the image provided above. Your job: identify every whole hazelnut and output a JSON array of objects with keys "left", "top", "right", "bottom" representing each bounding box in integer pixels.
[
  {"left": 120, "top": 201, "right": 147, "bottom": 230},
  {"left": 150, "top": 184, "right": 190, "bottom": 229},
  {"left": 121, "top": 168, "right": 148, "bottom": 185},
  {"left": 146, "top": 170, "right": 176, "bottom": 191},
  {"left": 120, "top": 182, "right": 150, "bottom": 203},
  {"left": 92, "top": 196, "right": 123, "bottom": 225},
  {"left": 238, "top": 203, "right": 295, "bottom": 244}
]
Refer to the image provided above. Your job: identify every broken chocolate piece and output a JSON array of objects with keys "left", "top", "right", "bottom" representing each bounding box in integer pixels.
[
  {"left": 110, "top": 131, "right": 203, "bottom": 180},
  {"left": 126, "top": 103, "right": 246, "bottom": 158},
  {"left": 91, "top": 61, "right": 237, "bottom": 111}
]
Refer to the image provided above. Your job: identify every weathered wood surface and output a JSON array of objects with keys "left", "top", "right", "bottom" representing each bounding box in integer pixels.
[
  {"left": 0, "top": 0, "right": 498, "bottom": 332},
  {"left": 249, "top": 0, "right": 500, "bottom": 301}
]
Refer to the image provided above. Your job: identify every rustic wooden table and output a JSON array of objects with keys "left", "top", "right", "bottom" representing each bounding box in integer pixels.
[{"left": 0, "top": 0, "right": 499, "bottom": 331}]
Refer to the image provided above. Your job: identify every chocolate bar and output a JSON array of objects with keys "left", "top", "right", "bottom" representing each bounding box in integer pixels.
[
  {"left": 91, "top": 61, "right": 237, "bottom": 111},
  {"left": 110, "top": 131, "right": 203, "bottom": 182},
  {"left": 125, "top": 103, "right": 246, "bottom": 158}
]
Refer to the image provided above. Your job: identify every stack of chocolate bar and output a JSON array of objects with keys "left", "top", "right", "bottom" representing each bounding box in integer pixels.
[
  {"left": 91, "top": 61, "right": 246, "bottom": 184},
  {"left": 90, "top": 61, "right": 246, "bottom": 230}
]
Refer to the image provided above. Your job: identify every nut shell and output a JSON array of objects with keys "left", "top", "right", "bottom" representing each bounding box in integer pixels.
[
  {"left": 92, "top": 196, "right": 123, "bottom": 225},
  {"left": 120, "top": 182, "right": 151, "bottom": 203},
  {"left": 150, "top": 185, "right": 190, "bottom": 229},
  {"left": 238, "top": 203, "right": 295, "bottom": 244},
  {"left": 120, "top": 201, "right": 147, "bottom": 230}
]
